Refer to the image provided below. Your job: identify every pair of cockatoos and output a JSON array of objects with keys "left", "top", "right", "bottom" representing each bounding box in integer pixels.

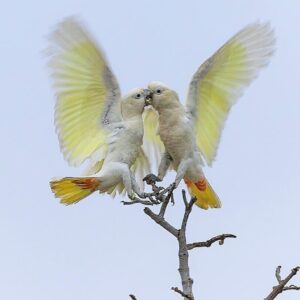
[{"left": 49, "top": 18, "right": 275, "bottom": 209}]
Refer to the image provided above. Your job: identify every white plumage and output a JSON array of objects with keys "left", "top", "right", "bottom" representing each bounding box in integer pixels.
[
  {"left": 48, "top": 18, "right": 150, "bottom": 204},
  {"left": 144, "top": 22, "right": 275, "bottom": 209}
]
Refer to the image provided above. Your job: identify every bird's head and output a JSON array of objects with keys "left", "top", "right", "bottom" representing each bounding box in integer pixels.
[
  {"left": 146, "top": 81, "right": 180, "bottom": 111},
  {"left": 121, "top": 88, "right": 149, "bottom": 120}
]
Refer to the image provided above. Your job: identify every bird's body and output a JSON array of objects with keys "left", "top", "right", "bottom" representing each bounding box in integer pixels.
[
  {"left": 93, "top": 115, "right": 144, "bottom": 193},
  {"left": 145, "top": 22, "right": 275, "bottom": 209},
  {"left": 50, "top": 87, "right": 149, "bottom": 204},
  {"left": 48, "top": 18, "right": 150, "bottom": 205},
  {"left": 147, "top": 84, "right": 218, "bottom": 209},
  {"left": 103, "top": 117, "right": 144, "bottom": 168},
  {"left": 157, "top": 104, "right": 203, "bottom": 181}
]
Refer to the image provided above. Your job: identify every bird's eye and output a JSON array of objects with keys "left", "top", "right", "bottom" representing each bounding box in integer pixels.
[
  {"left": 135, "top": 93, "right": 141, "bottom": 99},
  {"left": 156, "top": 89, "right": 162, "bottom": 94}
]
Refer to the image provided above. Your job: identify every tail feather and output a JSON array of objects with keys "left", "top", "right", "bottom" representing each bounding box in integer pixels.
[
  {"left": 185, "top": 177, "right": 221, "bottom": 209},
  {"left": 50, "top": 177, "right": 100, "bottom": 205}
]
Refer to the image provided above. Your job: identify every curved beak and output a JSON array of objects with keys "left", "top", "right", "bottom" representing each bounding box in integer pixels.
[{"left": 144, "top": 89, "right": 153, "bottom": 106}]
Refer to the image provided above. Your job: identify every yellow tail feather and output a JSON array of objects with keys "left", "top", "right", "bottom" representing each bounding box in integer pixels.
[
  {"left": 50, "top": 177, "right": 99, "bottom": 205},
  {"left": 185, "top": 178, "right": 221, "bottom": 210}
]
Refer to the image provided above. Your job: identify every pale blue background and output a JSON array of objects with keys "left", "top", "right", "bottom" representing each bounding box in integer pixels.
[{"left": 1, "top": 1, "right": 299, "bottom": 299}]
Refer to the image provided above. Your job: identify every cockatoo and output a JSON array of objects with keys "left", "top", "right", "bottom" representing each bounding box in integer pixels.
[
  {"left": 47, "top": 18, "right": 150, "bottom": 205},
  {"left": 144, "top": 22, "right": 275, "bottom": 209}
]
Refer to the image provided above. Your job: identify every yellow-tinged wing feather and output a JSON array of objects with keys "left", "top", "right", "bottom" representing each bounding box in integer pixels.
[
  {"left": 186, "top": 22, "right": 275, "bottom": 165},
  {"left": 131, "top": 147, "right": 151, "bottom": 191},
  {"left": 143, "top": 107, "right": 164, "bottom": 168},
  {"left": 48, "top": 18, "right": 121, "bottom": 166}
]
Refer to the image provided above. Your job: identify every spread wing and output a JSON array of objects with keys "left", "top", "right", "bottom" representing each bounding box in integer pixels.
[
  {"left": 142, "top": 107, "right": 164, "bottom": 169},
  {"left": 186, "top": 22, "right": 275, "bottom": 165},
  {"left": 47, "top": 17, "right": 121, "bottom": 166}
]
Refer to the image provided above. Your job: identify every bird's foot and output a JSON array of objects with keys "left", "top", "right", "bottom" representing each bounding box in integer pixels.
[
  {"left": 143, "top": 173, "right": 162, "bottom": 185},
  {"left": 159, "top": 182, "right": 176, "bottom": 196},
  {"left": 147, "top": 182, "right": 176, "bottom": 203},
  {"left": 122, "top": 194, "right": 159, "bottom": 206},
  {"left": 138, "top": 192, "right": 153, "bottom": 199}
]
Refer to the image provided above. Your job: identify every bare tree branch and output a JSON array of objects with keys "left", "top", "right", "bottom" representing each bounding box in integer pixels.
[
  {"left": 275, "top": 266, "right": 282, "bottom": 283},
  {"left": 177, "top": 193, "right": 196, "bottom": 299},
  {"left": 123, "top": 180, "right": 300, "bottom": 300},
  {"left": 283, "top": 284, "right": 300, "bottom": 291},
  {"left": 143, "top": 182, "right": 178, "bottom": 236},
  {"left": 182, "top": 190, "right": 188, "bottom": 208},
  {"left": 187, "top": 234, "right": 237, "bottom": 250},
  {"left": 158, "top": 183, "right": 175, "bottom": 218},
  {"left": 144, "top": 206, "right": 179, "bottom": 237},
  {"left": 126, "top": 180, "right": 236, "bottom": 299},
  {"left": 122, "top": 199, "right": 155, "bottom": 206},
  {"left": 181, "top": 196, "right": 196, "bottom": 232},
  {"left": 264, "top": 266, "right": 300, "bottom": 300},
  {"left": 171, "top": 286, "right": 193, "bottom": 299}
]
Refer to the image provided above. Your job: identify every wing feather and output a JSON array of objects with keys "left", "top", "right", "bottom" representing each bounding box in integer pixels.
[
  {"left": 131, "top": 147, "right": 151, "bottom": 191},
  {"left": 47, "top": 17, "right": 121, "bottom": 166},
  {"left": 186, "top": 22, "right": 275, "bottom": 165},
  {"left": 142, "top": 107, "right": 164, "bottom": 169}
]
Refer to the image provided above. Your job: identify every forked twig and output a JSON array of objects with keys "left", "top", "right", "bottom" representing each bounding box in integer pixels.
[
  {"left": 135, "top": 182, "right": 236, "bottom": 299},
  {"left": 264, "top": 266, "right": 300, "bottom": 300},
  {"left": 124, "top": 180, "right": 299, "bottom": 300},
  {"left": 171, "top": 287, "right": 193, "bottom": 299}
]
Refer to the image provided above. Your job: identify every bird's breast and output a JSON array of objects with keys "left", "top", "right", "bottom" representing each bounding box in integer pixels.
[{"left": 159, "top": 118, "right": 193, "bottom": 163}]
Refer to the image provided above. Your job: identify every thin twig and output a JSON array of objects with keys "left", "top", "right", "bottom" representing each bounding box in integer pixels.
[
  {"left": 264, "top": 266, "right": 300, "bottom": 300},
  {"left": 159, "top": 183, "right": 175, "bottom": 218},
  {"left": 122, "top": 199, "right": 154, "bottom": 206},
  {"left": 275, "top": 266, "right": 282, "bottom": 283},
  {"left": 187, "top": 234, "right": 237, "bottom": 250},
  {"left": 171, "top": 287, "right": 193, "bottom": 299},
  {"left": 181, "top": 195, "right": 196, "bottom": 232},
  {"left": 170, "top": 192, "right": 175, "bottom": 205},
  {"left": 182, "top": 190, "right": 188, "bottom": 208},
  {"left": 283, "top": 284, "right": 300, "bottom": 291},
  {"left": 144, "top": 207, "right": 178, "bottom": 237}
]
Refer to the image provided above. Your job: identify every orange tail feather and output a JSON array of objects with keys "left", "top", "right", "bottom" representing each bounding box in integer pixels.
[
  {"left": 50, "top": 177, "right": 100, "bottom": 205},
  {"left": 184, "top": 177, "right": 221, "bottom": 209}
]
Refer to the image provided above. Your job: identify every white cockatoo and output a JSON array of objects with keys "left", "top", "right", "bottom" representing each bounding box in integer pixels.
[
  {"left": 48, "top": 18, "right": 151, "bottom": 205},
  {"left": 144, "top": 22, "right": 275, "bottom": 209}
]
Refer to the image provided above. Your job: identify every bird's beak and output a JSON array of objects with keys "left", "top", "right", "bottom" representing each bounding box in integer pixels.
[{"left": 144, "top": 89, "right": 153, "bottom": 106}]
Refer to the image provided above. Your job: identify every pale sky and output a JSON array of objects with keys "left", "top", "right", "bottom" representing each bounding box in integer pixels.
[{"left": 1, "top": 1, "right": 300, "bottom": 300}]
